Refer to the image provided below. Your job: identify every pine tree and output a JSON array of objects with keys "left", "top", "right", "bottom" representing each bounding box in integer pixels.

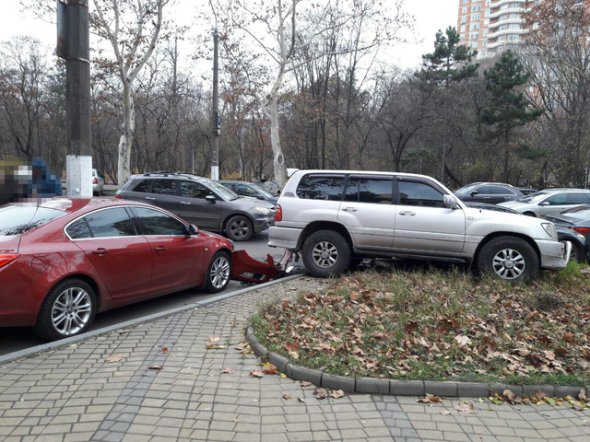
[
  {"left": 480, "top": 50, "right": 543, "bottom": 183},
  {"left": 415, "top": 27, "right": 478, "bottom": 182}
]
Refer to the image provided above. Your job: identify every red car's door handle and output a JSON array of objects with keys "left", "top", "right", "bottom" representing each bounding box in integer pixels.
[
  {"left": 92, "top": 248, "right": 107, "bottom": 256},
  {"left": 155, "top": 246, "right": 167, "bottom": 252}
]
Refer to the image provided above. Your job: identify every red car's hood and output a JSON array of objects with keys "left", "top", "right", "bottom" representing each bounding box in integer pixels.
[{"left": 0, "top": 236, "right": 21, "bottom": 253}]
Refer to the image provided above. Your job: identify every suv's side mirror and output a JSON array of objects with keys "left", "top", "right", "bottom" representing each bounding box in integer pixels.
[
  {"left": 444, "top": 194, "right": 460, "bottom": 209},
  {"left": 188, "top": 224, "right": 199, "bottom": 236},
  {"left": 205, "top": 195, "right": 216, "bottom": 203},
  {"left": 470, "top": 191, "right": 479, "bottom": 196}
]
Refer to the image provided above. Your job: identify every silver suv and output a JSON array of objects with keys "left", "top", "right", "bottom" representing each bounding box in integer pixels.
[
  {"left": 269, "top": 170, "right": 569, "bottom": 281},
  {"left": 117, "top": 172, "right": 275, "bottom": 241}
]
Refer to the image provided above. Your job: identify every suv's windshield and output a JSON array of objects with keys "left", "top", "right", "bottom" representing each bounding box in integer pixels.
[
  {"left": 204, "top": 179, "right": 240, "bottom": 201},
  {"left": 0, "top": 205, "right": 66, "bottom": 236},
  {"left": 455, "top": 184, "right": 479, "bottom": 195},
  {"left": 518, "top": 191, "right": 550, "bottom": 203}
]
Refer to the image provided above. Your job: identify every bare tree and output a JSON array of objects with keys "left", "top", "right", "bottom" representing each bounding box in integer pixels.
[
  {"left": 92, "top": 0, "right": 171, "bottom": 184},
  {"left": 218, "top": 0, "right": 411, "bottom": 185},
  {"left": 0, "top": 37, "right": 49, "bottom": 160}
]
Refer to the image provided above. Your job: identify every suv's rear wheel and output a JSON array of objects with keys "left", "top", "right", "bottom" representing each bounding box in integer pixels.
[
  {"left": 302, "top": 230, "right": 351, "bottom": 278},
  {"left": 477, "top": 236, "right": 539, "bottom": 282},
  {"left": 226, "top": 215, "right": 253, "bottom": 241}
]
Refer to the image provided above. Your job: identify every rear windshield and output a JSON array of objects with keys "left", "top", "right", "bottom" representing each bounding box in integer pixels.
[{"left": 0, "top": 205, "right": 66, "bottom": 236}]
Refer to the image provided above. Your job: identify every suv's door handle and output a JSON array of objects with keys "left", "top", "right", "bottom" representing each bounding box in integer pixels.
[
  {"left": 399, "top": 211, "right": 416, "bottom": 216},
  {"left": 155, "top": 246, "right": 167, "bottom": 252},
  {"left": 180, "top": 201, "right": 191, "bottom": 205},
  {"left": 92, "top": 248, "right": 107, "bottom": 256},
  {"left": 145, "top": 196, "right": 156, "bottom": 201},
  {"left": 342, "top": 207, "right": 358, "bottom": 212}
]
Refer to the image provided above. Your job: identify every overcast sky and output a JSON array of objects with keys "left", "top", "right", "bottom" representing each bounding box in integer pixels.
[{"left": 0, "top": 0, "right": 459, "bottom": 70}]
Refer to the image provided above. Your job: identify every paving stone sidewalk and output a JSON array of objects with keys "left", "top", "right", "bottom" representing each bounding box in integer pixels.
[{"left": 0, "top": 277, "right": 589, "bottom": 442}]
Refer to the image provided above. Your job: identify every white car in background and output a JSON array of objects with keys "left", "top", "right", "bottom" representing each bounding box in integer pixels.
[
  {"left": 92, "top": 169, "right": 105, "bottom": 195},
  {"left": 498, "top": 188, "right": 590, "bottom": 217}
]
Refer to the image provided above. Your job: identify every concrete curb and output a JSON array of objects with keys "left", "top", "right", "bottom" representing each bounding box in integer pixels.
[
  {"left": 246, "top": 326, "right": 589, "bottom": 398},
  {"left": 0, "top": 274, "right": 303, "bottom": 366}
]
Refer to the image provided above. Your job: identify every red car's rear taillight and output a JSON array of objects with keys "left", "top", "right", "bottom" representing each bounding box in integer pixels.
[
  {"left": 0, "top": 254, "right": 19, "bottom": 269},
  {"left": 114, "top": 193, "right": 121, "bottom": 199},
  {"left": 274, "top": 204, "right": 282, "bottom": 222},
  {"left": 572, "top": 226, "right": 590, "bottom": 235}
]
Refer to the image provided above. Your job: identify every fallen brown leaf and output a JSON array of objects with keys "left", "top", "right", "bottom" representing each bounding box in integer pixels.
[
  {"left": 418, "top": 394, "right": 442, "bottom": 404},
  {"left": 455, "top": 401, "right": 474, "bottom": 415},
  {"left": 300, "top": 381, "right": 313, "bottom": 387},
  {"left": 148, "top": 364, "right": 162, "bottom": 370},
  {"left": 221, "top": 367, "right": 235, "bottom": 374},
  {"left": 206, "top": 336, "right": 225, "bottom": 349},
  {"left": 105, "top": 354, "right": 124, "bottom": 363},
  {"left": 161, "top": 346, "right": 169, "bottom": 353},
  {"left": 329, "top": 389, "right": 345, "bottom": 399},
  {"left": 313, "top": 388, "right": 328, "bottom": 399},
  {"left": 262, "top": 362, "right": 278, "bottom": 375},
  {"left": 282, "top": 393, "right": 292, "bottom": 400},
  {"left": 250, "top": 370, "right": 264, "bottom": 378}
]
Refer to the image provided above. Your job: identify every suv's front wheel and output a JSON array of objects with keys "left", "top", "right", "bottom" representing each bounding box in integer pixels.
[
  {"left": 477, "top": 236, "right": 539, "bottom": 282},
  {"left": 302, "top": 230, "right": 351, "bottom": 278}
]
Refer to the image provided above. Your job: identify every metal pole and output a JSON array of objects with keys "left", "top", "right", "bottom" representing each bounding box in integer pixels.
[{"left": 211, "top": 28, "right": 220, "bottom": 180}]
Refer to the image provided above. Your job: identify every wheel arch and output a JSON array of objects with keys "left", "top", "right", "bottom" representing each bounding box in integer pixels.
[
  {"left": 39, "top": 274, "right": 102, "bottom": 318},
  {"left": 297, "top": 221, "right": 353, "bottom": 252},
  {"left": 473, "top": 232, "right": 540, "bottom": 268}
]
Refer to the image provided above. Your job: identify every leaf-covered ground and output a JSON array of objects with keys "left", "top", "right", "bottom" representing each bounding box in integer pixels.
[{"left": 252, "top": 263, "right": 590, "bottom": 385}]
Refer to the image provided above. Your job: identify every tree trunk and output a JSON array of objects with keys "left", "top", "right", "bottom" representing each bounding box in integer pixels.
[
  {"left": 268, "top": 94, "right": 286, "bottom": 186},
  {"left": 117, "top": 81, "right": 135, "bottom": 185}
]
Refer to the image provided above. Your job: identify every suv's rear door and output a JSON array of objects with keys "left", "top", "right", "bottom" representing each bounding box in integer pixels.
[
  {"left": 393, "top": 178, "right": 466, "bottom": 254},
  {"left": 337, "top": 175, "right": 395, "bottom": 250},
  {"left": 177, "top": 180, "right": 222, "bottom": 230}
]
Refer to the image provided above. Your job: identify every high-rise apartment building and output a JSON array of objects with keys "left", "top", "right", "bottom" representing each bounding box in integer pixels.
[{"left": 457, "top": 0, "right": 533, "bottom": 56}]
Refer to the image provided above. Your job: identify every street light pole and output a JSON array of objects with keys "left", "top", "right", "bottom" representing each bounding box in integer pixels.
[{"left": 211, "top": 27, "right": 220, "bottom": 180}]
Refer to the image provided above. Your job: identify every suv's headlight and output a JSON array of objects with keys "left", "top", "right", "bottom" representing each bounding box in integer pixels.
[
  {"left": 254, "top": 206, "right": 273, "bottom": 216},
  {"left": 541, "top": 222, "right": 557, "bottom": 239}
]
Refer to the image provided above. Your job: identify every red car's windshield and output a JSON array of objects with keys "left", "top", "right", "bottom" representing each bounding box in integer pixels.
[{"left": 0, "top": 205, "right": 66, "bottom": 236}]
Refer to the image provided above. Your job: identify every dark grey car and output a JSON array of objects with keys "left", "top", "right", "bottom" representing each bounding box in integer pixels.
[
  {"left": 219, "top": 180, "right": 278, "bottom": 205},
  {"left": 117, "top": 173, "right": 275, "bottom": 241}
]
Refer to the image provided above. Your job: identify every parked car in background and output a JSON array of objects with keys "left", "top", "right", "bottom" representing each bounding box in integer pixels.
[
  {"left": 499, "top": 188, "right": 590, "bottom": 217},
  {"left": 270, "top": 170, "right": 569, "bottom": 282},
  {"left": 0, "top": 198, "right": 233, "bottom": 341},
  {"left": 467, "top": 202, "right": 587, "bottom": 262},
  {"left": 219, "top": 180, "right": 278, "bottom": 205},
  {"left": 517, "top": 187, "right": 538, "bottom": 196},
  {"left": 454, "top": 182, "right": 524, "bottom": 204},
  {"left": 116, "top": 172, "right": 275, "bottom": 241},
  {"left": 543, "top": 204, "right": 590, "bottom": 262},
  {"left": 92, "top": 169, "right": 105, "bottom": 196}
]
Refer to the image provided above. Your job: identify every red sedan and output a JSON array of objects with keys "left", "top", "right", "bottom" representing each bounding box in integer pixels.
[{"left": 0, "top": 198, "right": 233, "bottom": 341}]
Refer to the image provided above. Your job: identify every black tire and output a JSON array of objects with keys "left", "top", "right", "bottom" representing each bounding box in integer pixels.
[
  {"left": 477, "top": 236, "right": 539, "bottom": 282},
  {"left": 204, "top": 251, "right": 231, "bottom": 293},
  {"left": 567, "top": 242, "right": 584, "bottom": 263},
  {"left": 34, "top": 279, "right": 97, "bottom": 341},
  {"left": 225, "top": 215, "right": 254, "bottom": 241},
  {"left": 302, "top": 230, "right": 351, "bottom": 278}
]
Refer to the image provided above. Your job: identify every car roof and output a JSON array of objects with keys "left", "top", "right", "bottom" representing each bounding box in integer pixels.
[
  {"left": 35, "top": 197, "right": 159, "bottom": 214},
  {"left": 130, "top": 172, "right": 212, "bottom": 184}
]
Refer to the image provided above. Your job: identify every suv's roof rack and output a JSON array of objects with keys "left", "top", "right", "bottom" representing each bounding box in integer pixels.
[{"left": 142, "top": 171, "right": 199, "bottom": 178}]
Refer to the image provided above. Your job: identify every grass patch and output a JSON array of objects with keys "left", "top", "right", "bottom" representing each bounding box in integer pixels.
[{"left": 252, "top": 262, "right": 590, "bottom": 385}]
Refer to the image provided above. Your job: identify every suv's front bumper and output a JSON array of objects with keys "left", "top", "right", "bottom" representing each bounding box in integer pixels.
[{"left": 536, "top": 239, "right": 570, "bottom": 270}]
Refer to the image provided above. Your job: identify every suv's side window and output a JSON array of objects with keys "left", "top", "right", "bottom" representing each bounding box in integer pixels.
[
  {"left": 296, "top": 174, "right": 346, "bottom": 201},
  {"left": 179, "top": 181, "right": 209, "bottom": 199},
  {"left": 399, "top": 181, "right": 445, "bottom": 208},
  {"left": 344, "top": 177, "right": 393, "bottom": 204},
  {"left": 152, "top": 179, "right": 177, "bottom": 195},
  {"left": 132, "top": 180, "right": 152, "bottom": 193}
]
